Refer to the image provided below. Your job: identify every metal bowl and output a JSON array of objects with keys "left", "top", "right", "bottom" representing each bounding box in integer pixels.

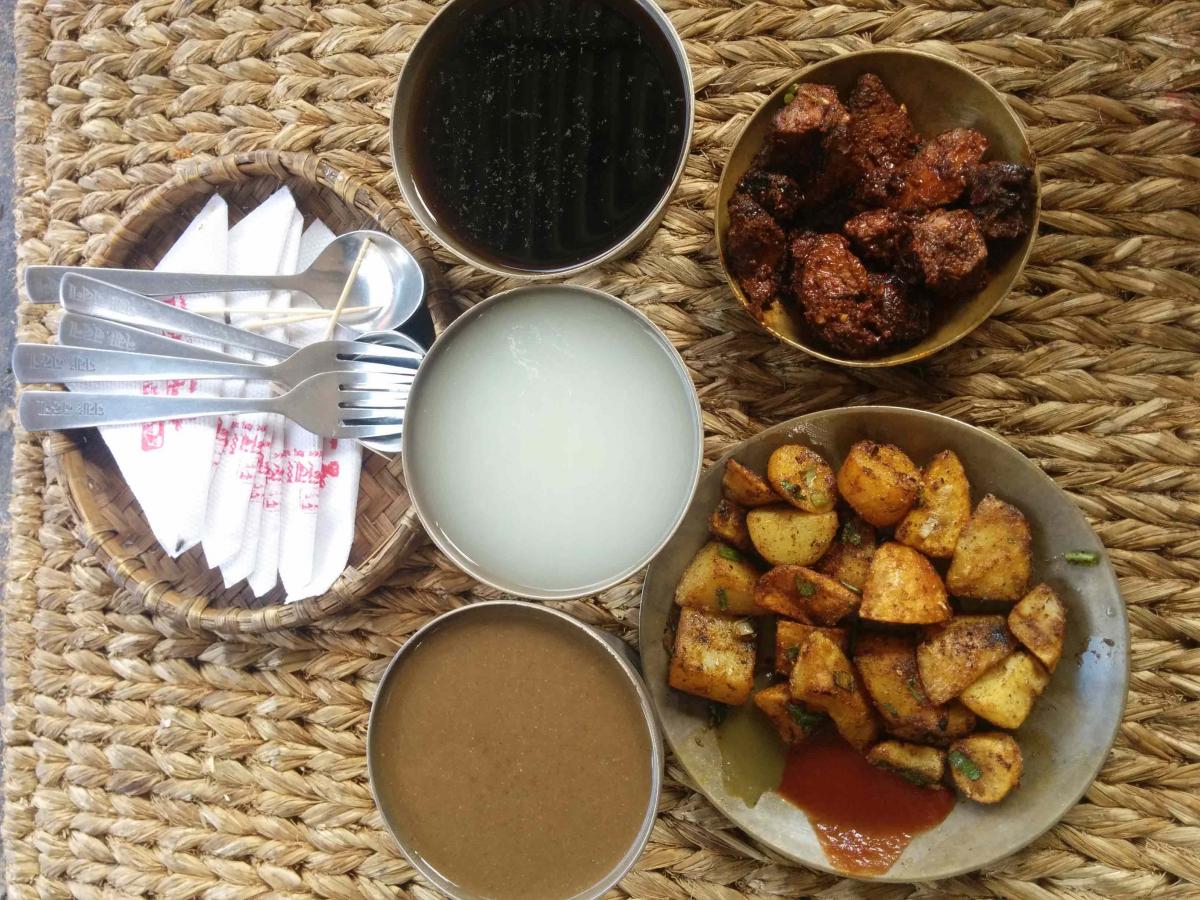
[
  {"left": 639, "top": 406, "right": 1128, "bottom": 882},
  {"left": 716, "top": 49, "right": 1041, "bottom": 368},
  {"left": 367, "top": 601, "right": 664, "bottom": 900},
  {"left": 390, "top": 0, "right": 694, "bottom": 278}
]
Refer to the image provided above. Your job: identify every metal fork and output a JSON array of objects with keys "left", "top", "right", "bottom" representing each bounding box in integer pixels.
[
  {"left": 18, "top": 371, "right": 410, "bottom": 439},
  {"left": 12, "top": 342, "right": 418, "bottom": 389}
]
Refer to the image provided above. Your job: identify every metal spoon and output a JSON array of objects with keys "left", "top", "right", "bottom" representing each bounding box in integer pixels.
[{"left": 25, "top": 230, "right": 426, "bottom": 334}]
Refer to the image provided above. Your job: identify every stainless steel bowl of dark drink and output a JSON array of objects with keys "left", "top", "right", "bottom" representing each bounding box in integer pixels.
[
  {"left": 367, "top": 601, "right": 663, "bottom": 900},
  {"left": 392, "top": 0, "right": 693, "bottom": 277}
]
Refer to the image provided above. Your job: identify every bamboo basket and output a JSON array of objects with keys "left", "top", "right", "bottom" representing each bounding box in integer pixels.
[{"left": 41, "top": 150, "right": 456, "bottom": 633}]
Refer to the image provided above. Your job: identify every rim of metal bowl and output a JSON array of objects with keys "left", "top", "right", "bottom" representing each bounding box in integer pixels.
[
  {"left": 390, "top": 0, "right": 695, "bottom": 278},
  {"left": 715, "top": 47, "right": 1042, "bottom": 368},
  {"left": 366, "top": 600, "right": 665, "bottom": 900},
  {"left": 400, "top": 283, "right": 704, "bottom": 600}
]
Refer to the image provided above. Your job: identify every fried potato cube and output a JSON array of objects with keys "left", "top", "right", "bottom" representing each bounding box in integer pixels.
[
  {"left": 836, "top": 441, "right": 920, "bottom": 527},
  {"left": 1009, "top": 583, "right": 1067, "bottom": 672},
  {"left": 860, "top": 541, "right": 951, "bottom": 624},
  {"left": 917, "top": 614, "right": 1016, "bottom": 705},
  {"left": 723, "top": 458, "right": 777, "bottom": 507},
  {"left": 756, "top": 565, "right": 861, "bottom": 626},
  {"left": 790, "top": 631, "right": 880, "bottom": 750},
  {"left": 948, "top": 733, "right": 1022, "bottom": 804},
  {"left": 753, "top": 683, "right": 824, "bottom": 744},
  {"left": 895, "top": 450, "right": 972, "bottom": 558},
  {"left": 710, "top": 499, "right": 752, "bottom": 552},
  {"left": 674, "top": 542, "right": 763, "bottom": 616},
  {"left": 959, "top": 651, "right": 1050, "bottom": 729},
  {"left": 815, "top": 512, "right": 877, "bottom": 590},
  {"left": 767, "top": 444, "right": 837, "bottom": 513},
  {"left": 946, "top": 494, "right": 1032, "bottom": 602},
  {"left": 746, "top": 506, "right": 839, "bottom": 566},
  {"left": 775, "top": 619, "right": 849, "bottom": 675},
  {"left": 854, "top": 632, "right": 975, "bottom": 745},
  {"left": 867, "top": 740, "right": 946, "bottom": 788},
  {"left": 668, "top": 608, "right": 757, "bottom": 705}
]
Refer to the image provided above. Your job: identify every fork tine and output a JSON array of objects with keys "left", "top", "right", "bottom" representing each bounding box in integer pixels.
[
  {"left": 335, "top": 372, "right": 417, "bottom": 389},
  {"left": 336, "top": 422, "right": 406, "bottom": 439},
  {"left": 332, "top": 360, "right": 419, "bottom": 376},
  {"left": 339, "top": 408, "right": 408, "bottom": 424},
  {"left": 337, "top": 390, "right": 409, "bottom": 408}
]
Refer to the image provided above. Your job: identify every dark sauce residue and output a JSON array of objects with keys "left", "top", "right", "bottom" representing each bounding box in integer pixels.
[
  {"left": 410, "top": 0, "right": 688, "bottom": 270},
  {"left": 778, "top": 727, "right": 954, "bottom": 875}
]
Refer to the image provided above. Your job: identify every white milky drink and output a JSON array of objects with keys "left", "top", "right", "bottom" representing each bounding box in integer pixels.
[{"left": 404, "top": 286, "right": 702, "bottom": 597}]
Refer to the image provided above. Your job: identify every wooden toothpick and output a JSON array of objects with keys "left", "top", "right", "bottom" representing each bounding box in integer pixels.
[{"left": 324, "top": 237, "right": 372, "bottom": 340}]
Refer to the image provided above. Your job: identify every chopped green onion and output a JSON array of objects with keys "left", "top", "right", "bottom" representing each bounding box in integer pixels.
[
  {"left": 787, "top": 703, "right": 825, "bottom": 729},
  {"left": 1065, "top": 550, "right": 1100, "bottom": 566},
  {"left": 840, "top": 580, "right": 862, "bottom": 595},
  {"left": 779, "top": 479, "right": 800, "bottom": 497},
  {"left": 718, "top": 545, "right": 742, "bottom": 562},
  {"left": 795, "top": 577, "right": 817, "bottom": 597},
  {"left": 949, "top": 749, "right": 982, "bottom": 781},
  {"left": 716, "top": 587, "right": 729, "bottom": 611},
  {"left": 785, "top": 645, "right": 800, "bottom": 665},
  {"left": 810, "top": 491, "right": 830, "bottom": 508},
  {"left": 804, "top": 468, "right": 819, "bottom": 489},
  {"left": 907, "top": 677, "right": 927, "bottom": 705},
  {"left": 841, "top": 520, "right": 862, "bottom": 546},
  {"left": 783, "top": 83, "right": 799, "bottom": 105},
  {"left": 834, "top": 670, "right": 855, "bottom": 692},
  {"left": 881, "top": 702, "right": 900, "bottom": 718}
]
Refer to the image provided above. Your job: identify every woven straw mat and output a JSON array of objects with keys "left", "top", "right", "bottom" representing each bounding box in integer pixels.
[{"left": 6, "top": 0, "right": 1200, "bottom": 897}]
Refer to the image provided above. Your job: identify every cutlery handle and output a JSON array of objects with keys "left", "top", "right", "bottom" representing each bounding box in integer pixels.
[
  {"left": 27, "top": 265, "right": 293, "bottom": 302},
  {"left": 13, "top": 344, "right": 277, "bottom": 384},
  {"left": 58, "top": 314, "right": 240, "bottom": 363},
  {"left": 59, "top": 274, "right": 295, "bottom": 358},
  {"left": 18, "top": 390, "right": 275, "bottom": 431}
]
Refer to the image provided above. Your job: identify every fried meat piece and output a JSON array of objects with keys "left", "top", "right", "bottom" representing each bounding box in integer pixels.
[
  {"left": 737, "top": 168, "right": 805, "bottom": 224},
  {"left": 888, "top": 128, "right": 988, "bottom": 212},
  {"left": 727, "top": 191, "right": 786, "bottom": 309},
  {"left": 794, "top": 233, "right": 868, "bottom": 312},
  {"left": 968, "top": 161, "right": 1035, "bottom": 241},
  {"left": 824, "top": 74, "right": 921, "bottom": 209},
  {"left": 844, "top": 209, "right": 911, "bottom": 268},
  {"left": 908, "top": 209, "right": 988, "bottom": 297},
  {"left": 761, "top": 84, "right": 851, "bottom": 173}
]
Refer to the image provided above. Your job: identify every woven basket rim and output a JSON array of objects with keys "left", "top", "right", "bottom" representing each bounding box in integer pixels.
[{"left": 47, "top": 149, "right": 451, "bottom": 633}]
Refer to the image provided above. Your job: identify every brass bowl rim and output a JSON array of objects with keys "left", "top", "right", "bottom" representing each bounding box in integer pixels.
[{"left": 715, "top": 47, "right": 1042, "bottom": 368}]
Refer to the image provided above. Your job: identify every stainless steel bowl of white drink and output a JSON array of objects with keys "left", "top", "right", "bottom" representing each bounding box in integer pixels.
[{"left": 402, "top": 285, "right": 703, "bottom": 599}]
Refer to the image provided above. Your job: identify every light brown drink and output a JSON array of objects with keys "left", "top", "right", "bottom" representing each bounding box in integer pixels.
[{"left": 369, "top": 605, "right": 655, "bottom": 900}]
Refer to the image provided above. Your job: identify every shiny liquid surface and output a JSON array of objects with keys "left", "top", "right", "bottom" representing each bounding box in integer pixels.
[
  {"left": 778, "top": 728, "right": 955, "bottom": 875},
  {"left": 371, "top": 609, "right": 654, "bottom": 900},
  {"left": 410, "top": 0, "right": 688, "bottom": 270},
  {"left": 404, "top": 289, "right": 700, "bottom": 595}
]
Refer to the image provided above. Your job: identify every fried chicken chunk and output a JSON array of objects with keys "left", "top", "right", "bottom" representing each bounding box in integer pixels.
[
  {"left": 844, "top": 209, "right": 911, "bottom": 268},
  {"left": 726, "top": 192, "right": 786, "bottom": 309},
  {"left": 761, "top": 84, "right": 851, "bottom": 173},
  {"left": 908, "top": 209, "right": 988, "bottom": 296},
  {"left": 794, "top": 235, "right": 928, "bottom": 357},
  {"left": 968, "top": 161, "right": 1035, "bottom": 241},
  {"left": 888, "top": 128, "right": 988, "bottom": 211},
  {"left": 825, "top": 74, "right": 921, "bottom": 209},
  {"left": 737, "top": 168, "right": 805, "bottom": 224}
]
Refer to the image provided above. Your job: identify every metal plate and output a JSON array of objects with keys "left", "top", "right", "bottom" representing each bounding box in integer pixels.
[{"left": 638, "top": 406, "right": 1128, "bottom": 882}]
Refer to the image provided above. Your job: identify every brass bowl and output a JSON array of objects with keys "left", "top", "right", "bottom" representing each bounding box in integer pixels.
[{"left": 715, "top": 48, "right": 1041, "bottom": 368}]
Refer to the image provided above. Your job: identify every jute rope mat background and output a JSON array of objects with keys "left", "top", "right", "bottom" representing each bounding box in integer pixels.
[{"left": 5, "top": 0, "right": 1199, "bottom": 896}]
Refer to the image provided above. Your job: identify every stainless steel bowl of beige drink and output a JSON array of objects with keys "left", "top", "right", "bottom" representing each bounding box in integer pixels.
[{"left": 367, "top": 602, "right": 663, "bottom": 900}]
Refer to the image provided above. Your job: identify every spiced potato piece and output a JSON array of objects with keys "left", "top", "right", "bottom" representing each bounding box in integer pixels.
[
  {"left": 949, "top": 733, "right": 1023, "bottom": 804},
  {"left": 854, "top": 632, "right": 975, "bottom": 745},
  {"left": 722, "top": 458, "right": 777, "bottom": 507},
  {"left": 959, "top": 651, "right": 1050, "bottom": 729},
  {"left": 674, "top": 542, "right": 763, "bottom": 616},
  {"left": 895, "top": 450, "right": 972, "bottom": 559},
  {"left": 860, "top": 541, "right": 952, "bottom": 624},
  {"left": 668, "top": 608, "right": 757, "bottom": 705},
  {"left": 790, "top": 631, "right": 880, "bottom": 750},
  {"left": 946, "top": 494, "right": 1032, "bottom": 602},
  {"left": 753, "top": 683, "right": 824, "bottom": 744},
  {"left": 710, "top": 499, "right": 752, "bottom": 552},
  {"left": 836, "top": 441, "right": 920, "bottom": 527},
  {"left": 746, "top": 506, "right": 839, "bottom": 567},
  {"left": 1009, "top": 583, "right": 1067, "bottom": 673},
  {"left": 767, "top": 444, "right": 837, "bottom": 513},
  {"left": 756, "top": 565, "right": 860, "bottom": 626},
  {"left": 867, "top": 740, "right": 946, "bottom": 788},
  {"left": 775, "top": 619, "right": 849, "bottom": 674},
  {"left": 916, "top": 614, "right": 1016, "bottom": 705},
  {"left": 815, "top": 512, "right": 877, "bottom": 590}
]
